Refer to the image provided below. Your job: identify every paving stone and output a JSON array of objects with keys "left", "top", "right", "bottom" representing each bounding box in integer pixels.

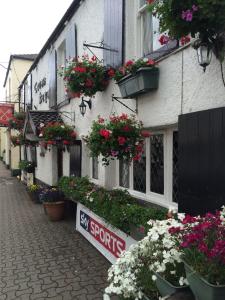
[{"left": 0, "top": 162, "right": 110, "bottom": 299}]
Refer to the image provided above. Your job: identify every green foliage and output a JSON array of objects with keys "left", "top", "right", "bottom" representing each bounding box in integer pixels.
[
  {"left": 58, "top": 54, "right": 110, "bottom": 97},
  {"left": 58, "top": 176, "right": 167, "bottom": 234},
  {"left": 19, "top": 160, "right": 34, "bottom": 171},
  {"left": 27, "top": 184, "right": 41, "bottom": 193}
]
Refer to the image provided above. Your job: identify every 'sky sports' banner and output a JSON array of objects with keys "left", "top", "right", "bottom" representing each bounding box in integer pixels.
[
  {"left": 0, "top": 104, "right": 14, "bottom": 127},
  {"left": 76, "top": 203, "right": 136, "bottom": 263}
]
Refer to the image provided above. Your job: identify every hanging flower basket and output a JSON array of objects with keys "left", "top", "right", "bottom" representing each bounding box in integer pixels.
[
  {"left": 109, "top": 58, "right": 159, "bottom": 98},
  {"left": 148, "top": 1, "right": 225, "bottom": 61},
  {"left": 58, "top": 54, "right": 111, "bottom": 98},
  {"left": 8, "top": 112, "right": 26, "bottom": 130},
  {"left": 10, "top": 133, "right": 25, "bottom": 147},
  {"left": 38, "top": 122, "right": 77, "bottom": 147},
  {"left": 86, "top": 114, "right": 150, "bottom": 165}
]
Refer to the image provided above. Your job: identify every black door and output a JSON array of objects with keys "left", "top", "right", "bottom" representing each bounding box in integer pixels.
[
  {"left": 178, "top": 107, "right": 225, "bottom": 215},
  {"left": 57, "top": 148, "right": 63, "bottom": 179},
  {"left": 70, "top": 141, "right": 82, "bottom": 177}
]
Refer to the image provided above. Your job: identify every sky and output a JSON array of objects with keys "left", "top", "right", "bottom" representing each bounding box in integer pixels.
[{"left": 0, "top": 0, "right": 74, "bottom": 101}]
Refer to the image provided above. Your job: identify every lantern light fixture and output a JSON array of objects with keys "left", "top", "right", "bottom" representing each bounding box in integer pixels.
[
  {"left": 196, "top": 41, "right": 212, "bottom": 72},
  {"left": 79, "top": 97, "right": 92, "bottom": 116}
]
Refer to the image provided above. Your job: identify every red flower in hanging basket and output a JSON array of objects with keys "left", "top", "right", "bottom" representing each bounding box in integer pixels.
[
  {"left": 63, "top": 140, "right": 70, "bottom": 145},
  {"left": 141, "top": 130, "right": 151, "bottom": 138},
  {"left": 47, "top": 140, "right": 55, "bottom": 145}
]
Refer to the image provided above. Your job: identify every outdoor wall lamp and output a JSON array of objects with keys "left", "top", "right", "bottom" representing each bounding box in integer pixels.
[
  {"left": 196, "top": 40, "right": 212, "bottom": 72},
  {"left": 79, "top": 97, "right": 92, "bottom": 116}
]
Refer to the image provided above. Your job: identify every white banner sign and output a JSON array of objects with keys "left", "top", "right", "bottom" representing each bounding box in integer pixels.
[{"left": 76, "top": 203, "right": 137, "bottom": 264}]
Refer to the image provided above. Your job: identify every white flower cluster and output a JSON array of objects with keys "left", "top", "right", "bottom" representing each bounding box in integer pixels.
[
  {"left": 221, "top": 206, "right": 225, "bottom": 225},
  {"left": 105, "top": 217, "right": 186, "bottom": 299}
]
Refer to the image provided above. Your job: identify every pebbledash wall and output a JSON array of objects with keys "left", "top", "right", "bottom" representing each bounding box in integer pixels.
[{"left": 21, "top": 0, "right": 225, "bottom": 210}]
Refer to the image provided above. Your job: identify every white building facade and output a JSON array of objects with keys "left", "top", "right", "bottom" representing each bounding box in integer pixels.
[{"left": 20, "top": 0, "right": 225, "bottom": 214}]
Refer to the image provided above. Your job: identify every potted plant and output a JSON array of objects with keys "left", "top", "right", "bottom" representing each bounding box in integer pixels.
[
  {"left": 169, "top": 208, "right": 225, "bottom": 300},
  {"left": 19, "top": 160, "right": 35, "bottom": 173},
  {"left": 86, "top": 114, "right": 150, "bottom": 165},
  {"left": 58, "top": 54, "right": 111, "bottom": 98},
  {"left": 40, "top": 187, "right": 65, "bottom": 221},
  {"left": 105, "top": 216, "right": 189, "bottom": 299},
  {"left": 27, "top": 184, "right": 43, "bottom": 203},
  {"left": 109, "top": 58, "right": 159, "bottom": 98},
  {"left": 148, "top": 0, "right": 225, "bottom": 62},
  {"left": 38, "top": 122, "right": 76, "bottom": 148}
]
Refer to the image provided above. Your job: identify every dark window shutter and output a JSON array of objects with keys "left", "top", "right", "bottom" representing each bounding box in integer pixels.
[
  {"left": 66, "top": 24, "right": 77, "bottom": 60},
  {"left": 70, "top": 141, "right": 82, "bottom": 177},
  {"left": 48, "top": 50, "right": 57, "bottom": 108},
  {"left": 103, "top": 0, "right": 124, "bottom": 67},
  {"left": 178, "top": 107, "right": 225, "bottom": 215}
]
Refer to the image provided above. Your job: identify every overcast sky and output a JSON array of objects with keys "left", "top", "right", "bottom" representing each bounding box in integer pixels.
[{"left": 0, "top": 0, "right": 73, "bottom": 100}]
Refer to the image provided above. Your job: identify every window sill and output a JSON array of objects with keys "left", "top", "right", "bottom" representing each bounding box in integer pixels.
[{"left": 116, "top": 186, "right": 178, "bottom": 210}]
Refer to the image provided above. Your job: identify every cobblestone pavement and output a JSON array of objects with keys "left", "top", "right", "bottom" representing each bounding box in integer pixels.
[{"left": 0, "top": 163, "right": 110, "bottom": 300}]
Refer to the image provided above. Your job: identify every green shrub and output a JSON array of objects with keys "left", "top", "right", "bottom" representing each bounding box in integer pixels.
[{"left": 58, "top": 176, "right": 167, "bottom": 234}]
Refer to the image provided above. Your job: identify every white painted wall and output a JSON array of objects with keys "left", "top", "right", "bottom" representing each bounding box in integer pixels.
[{"left": 22, "top": 0, "right": 225, "bottom": 207}]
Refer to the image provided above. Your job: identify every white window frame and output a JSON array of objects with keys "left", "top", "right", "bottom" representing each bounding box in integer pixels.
[
  {"left": 116, "top": 128, "right": 177, "bottom": 210},
  {"left": 136, "top": 1, "right": 161, "bottom": 58}
]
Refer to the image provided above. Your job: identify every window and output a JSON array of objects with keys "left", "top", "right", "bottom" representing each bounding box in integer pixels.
[
  {"left": 92, "top": 157, "right": 99, "bottom": 180},
  {"left": 150, "top": 134, "right": 164, "bottom": 194},
  {"left": 138, "top": 0, "right": 161, "bottom": 57},
  {"left": 133, "top": 144, "right": 146, "bottom": 193},
  {"left": 119, "top": 160, "right": 129, "bottom": 188},
  {"left": 117, "top": 129, "right": 178, "bottom": 208}
]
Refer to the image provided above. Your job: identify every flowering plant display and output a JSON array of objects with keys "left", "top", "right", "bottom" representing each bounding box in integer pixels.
[
  {"left": 169, "top": 207, "right": 225, "bottom": 285},
  {"left": 105, "top": 216, "right": 187, "bottom": 299},
  {"left": 109, "top": 57, "right": 157, "bottom": 82},
  {"left": 10, "top": 133, "right": 25, "bottom": 147},
  {"left": 58, "top": 54, "right": 110, "bottom": 97},
  {"left": 8, "top": 112, "right": 26, "bottom": 130},
  {"left": 38, "top": 122, "right": 77, "bottom": 146},
  {"left": 148, "top": 1, "right": 225, "bottom": 60},
  {"left": 86, "top": 114, "right": 150, "bottom": 165},
  {"left": 39, "top": 187, "right": 64, "bottom": 203}
]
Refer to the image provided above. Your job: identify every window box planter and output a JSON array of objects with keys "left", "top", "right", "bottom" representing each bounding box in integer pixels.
[
  {"left": 153, "top": 271, "right": 189, "bottom": 298},
  {"left": 76, "top": 203, "right": 137, "bottom": 264},
  {"left": 184, "top": 262, "right": 225, "bottom": 300},
  {"left": 117, "top": 67, "right": 159, "bottom": 99}
]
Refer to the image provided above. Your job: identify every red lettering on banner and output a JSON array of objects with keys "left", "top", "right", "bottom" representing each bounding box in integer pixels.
[{"left": 89, "top": 217, "right": 126, "bottom": 257}]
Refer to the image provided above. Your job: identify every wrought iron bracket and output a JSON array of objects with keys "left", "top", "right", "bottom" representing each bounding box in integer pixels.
[
  {"left": 83, "top": 41, "right": 118, "bottom": 62},
  {"left": 111, "top": 94, "right": 137, "bottom": 114},
  {"left": 57, "top": 111, "right": 75, "bottom": 122}
]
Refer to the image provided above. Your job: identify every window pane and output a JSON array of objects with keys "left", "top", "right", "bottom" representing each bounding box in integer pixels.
[
  {"left": 173, "top": 131, "right": 179, "bottom": 203},
  {"left": 92, "top": 157, "right": 98, "bottom": 179},
  {"left": 133, "top": 145, "right": 146, "bottom": 193},
  {"left": 142, "top": 10, "right": 153, "bottom": 56},
  {"left": 139, "top": 0, "right": 147, "bottom": 8},
  {"left": 150, "top": 134, "right": 164, "bottom": 194},
  {"left": 119, "top": 160, "right": 129, "bottom": 188}
]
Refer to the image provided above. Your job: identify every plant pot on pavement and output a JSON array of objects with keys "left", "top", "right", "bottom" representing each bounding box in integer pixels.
[
  {"left": 43, "top": 201, "right": 65, "bottom": 221},
  {"left": 184, "top": 262, "right": 225, "bottom": 300}
]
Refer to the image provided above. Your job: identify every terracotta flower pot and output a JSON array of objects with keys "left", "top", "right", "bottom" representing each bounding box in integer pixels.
[{"left": 43, "top": 201, "right": 65, "bottom": 221}]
